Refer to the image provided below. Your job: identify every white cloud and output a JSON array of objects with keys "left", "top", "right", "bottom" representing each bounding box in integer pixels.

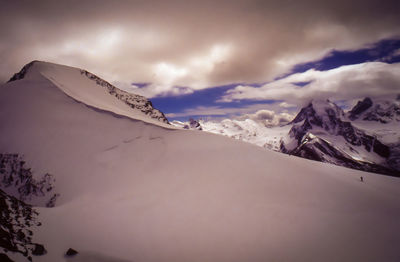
[
  {"left": 220, "top": 62, "right": 400, "bottom": 106},
  {"left": 379, "top": 48, "right": 400, "bottom": 62},
  {"left": 165, "top": 102, "right": 296, "bottom": 124},
  {"left": 2, "top": 0, "right": 400, "bottom": 92},
  {"left": 252, "top": 110, "right": 275, "bottom": 120},
  {"left": 243, "top": 110, "right": 294, "bottom": 126},
  {"left": 154, "top": 62, "right": 188, "bottom": 85},
  {"left": 113, "top": 43, "right": 233, "bottom": 97},
  {"left": 279, "top": 102, "right": 297, "bottom": 108}
]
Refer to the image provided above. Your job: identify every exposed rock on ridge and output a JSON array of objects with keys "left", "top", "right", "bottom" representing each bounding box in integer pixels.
[{"left": 80, "top": 70, "right": 169, "bottom": 124}]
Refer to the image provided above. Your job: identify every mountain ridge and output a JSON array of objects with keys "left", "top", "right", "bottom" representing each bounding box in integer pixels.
[{"left": 7, "top": 60, "right": 169, "bottom": 125}]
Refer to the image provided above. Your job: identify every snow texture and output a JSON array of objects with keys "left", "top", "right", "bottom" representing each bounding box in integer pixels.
[{"left": 1, "top": 61, "right": 400, "bottom": 262}]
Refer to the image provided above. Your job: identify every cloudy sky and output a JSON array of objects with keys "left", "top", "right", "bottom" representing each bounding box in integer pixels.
[{"left": 1, "top": 0, "right": 400, "bottom": 122}]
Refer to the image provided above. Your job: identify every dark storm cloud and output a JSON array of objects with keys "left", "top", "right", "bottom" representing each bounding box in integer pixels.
[{"left": 1, "top": 0, "right": 400, "bottom": 97}]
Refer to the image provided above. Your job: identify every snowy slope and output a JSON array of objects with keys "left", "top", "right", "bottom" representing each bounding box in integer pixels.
[
  {"left": 173, "top": 119, "right": 290, "bottom": 151},
  {"left": 8, "top": 61, "right": 169, "bottom": 126},
  {"left": 1, "top": 62, "right": 400, "bottom": 262},
  {"left": 188, "top": 99, "right": 399, "bottom": 176}
]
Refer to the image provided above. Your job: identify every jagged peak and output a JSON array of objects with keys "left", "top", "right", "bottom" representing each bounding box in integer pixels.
[
  {"left": 348, "top": 97, "right": 373, "bottom": 120},
  {"left": 347, "top": 97, "right": 400, "bottom": 123},
  {"left": 291, "top": 99, "right": 344, "bottom": 125},
  {"left": 7, "top": 60, "right": 42, "bottom": 82}
]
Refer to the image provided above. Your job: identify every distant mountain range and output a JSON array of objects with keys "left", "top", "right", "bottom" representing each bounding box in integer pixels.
[{"left": 176, "top": 98, "right": 400, "bottom": 176}]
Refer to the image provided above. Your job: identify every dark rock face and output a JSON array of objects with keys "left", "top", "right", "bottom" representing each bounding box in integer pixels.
[
  {"left": 65, "top": 248, "right": 78, "bottom": 257},
  {"left": 362, "top": 102, "right": 400, "bottom": 123},
  {"left": 348, "top": 97, "right": 373, "bottom": 120},
  {"left": 283, "top": 135, "right": 397, "bottom": 176},
  {"left": 7, "top": 61, "right": 38, "bottom": 83},
  {"left": 0, "top": 253, "right": 14, "bottom": 262},
  {"left": 80, "top": 70, "right": 169, "bottom": 124},
  {"left": 281, "top": 100, "right": 398, "bottom": 176},
  {"left": 387, "top": 143, "right": 400, "bottom": 171},
  {"left": 189, "top": 119, "right": 202, "bottom": 130},
  {"left": 0, "top": 189, "right": 46, "bottom": 261},
  {"left": 0, "top": 154, "right": 58, "bottom": 207},
  {"left": 291, "top": 100, "right": 344, "bottom": 128},
  {"left": 348, "top": 97, "right": 400, "bottom": 123},
  {"left": 32, "top": 244, "right": 46, "bottom": 256},
  {"left": 291, "top": 103, "right": 321, "bottom": 125},
  {"left": 182, "top": 119, "right": 203, "bottom": 130}
]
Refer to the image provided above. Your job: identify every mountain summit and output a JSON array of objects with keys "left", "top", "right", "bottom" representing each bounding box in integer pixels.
[
  {"left": 281, "top": 99, "right": 398, "bottom": 176},
  {"left": 8, "top": 60, "right": 169, "bottom": 124}
]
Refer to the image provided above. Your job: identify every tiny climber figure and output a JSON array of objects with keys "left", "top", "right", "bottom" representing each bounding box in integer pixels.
[{"left": 360, "top": 176, "right": 364, "bottom": 182}]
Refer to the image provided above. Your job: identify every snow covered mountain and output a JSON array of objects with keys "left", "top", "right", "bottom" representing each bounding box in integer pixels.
[
  {"left": 183, "top": 99, "right": 399, "bottom": 176},
  {"left": 348, "top": 97, "right": 400, "bottom": 175},
  {"left": 1, "top": 61, "right": 400, "bottom": 262},
  {"left": 171, "top": 119, "right": 203, "bottom": 130},
  {"left": 280, "top": 99, "right": 398, "bottom": 176},
  {"left": 8, "top": 61, "right": 169, "bottom": 124},
  {"left": 348, "top": 96, "right": 400, "bottom": 123},
  {"left": 176, "top": 119, "right": 290, "bottom": 151}
]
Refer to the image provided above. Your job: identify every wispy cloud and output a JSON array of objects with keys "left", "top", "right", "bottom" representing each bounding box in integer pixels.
[
  {"left": 166, "top": 102, "right": 297, "bottom": 119},
  {"left": 220, "top": 62, "right": 400, "bottom": 106}
]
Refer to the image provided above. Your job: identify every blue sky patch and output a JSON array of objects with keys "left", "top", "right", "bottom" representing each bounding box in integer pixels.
[
  {"left": 288, "top": 38, "right": 400, "bottom": 75},
  {"left": 151, "top": 38, "right": 400, "bottom": 121}
]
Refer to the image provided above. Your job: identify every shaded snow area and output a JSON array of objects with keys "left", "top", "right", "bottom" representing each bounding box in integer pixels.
[{"left": 1, "top": 61, "right": 400, "bottom": 262}]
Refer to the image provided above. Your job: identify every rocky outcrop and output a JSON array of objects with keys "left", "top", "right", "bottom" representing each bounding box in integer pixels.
[
  {"left": 348, "top": 97, "right": 373, "bottom": 120},
  {"left": 80, "top": 70, "right": 169, "bottom": 124},
  {"left": 65, "top": 248, "right": 78, "bottom": 257},
  {"left": 186, "top": 119, "right": 202, "bottom": 130},
  {"left": 0, "top": 189, "right": 46, "bottom": 261},
  {"left": 0, "top": 154, "right": 58, "bottom": 207},
  {"left": 7, "top": 61, "right": 38, "bottom": 83},
  {"left": 171, "top": 119, "right": 203, "bottom": 130}
]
